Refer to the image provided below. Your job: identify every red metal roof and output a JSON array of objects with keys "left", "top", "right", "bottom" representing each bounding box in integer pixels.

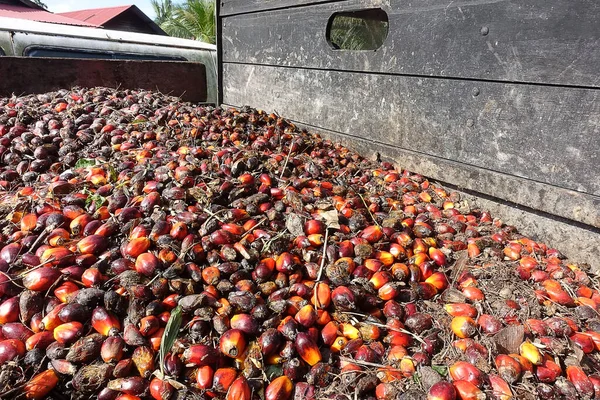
[
  {"left": 0, "top": 4, "right": 99, "bottom": 27},
  {"left": 58, "top": 5, "right": 133, "bottom": 26}
]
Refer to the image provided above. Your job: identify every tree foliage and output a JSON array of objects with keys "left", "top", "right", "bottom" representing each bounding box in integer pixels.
[
  {"left": 152, "top": 0, "right": 216, "bottom": 44},
  {"left": 31, "top": 0, "right": 48, "bottom": 9}
]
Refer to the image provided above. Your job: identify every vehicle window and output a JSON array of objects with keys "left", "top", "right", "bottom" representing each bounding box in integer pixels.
[{"left": 24, "top": 46, "right": 187, "bottom": 61}]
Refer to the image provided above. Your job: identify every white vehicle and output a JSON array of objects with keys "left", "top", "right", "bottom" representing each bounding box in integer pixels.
[{"left": 0, "top": 16, "right": 217, "bottom": 103}]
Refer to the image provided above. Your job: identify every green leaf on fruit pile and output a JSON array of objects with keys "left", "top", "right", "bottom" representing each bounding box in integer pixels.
[
  {"left": 74, "top": 158, "right": 98, "bottom": 169},
  {"left": 160, "top": 305, "right": 182, "bottom": 375},
  {"left": 106, "top": 164, "right": 118, "bottom": 182},
  {"left": 431, "top": 365, "right": 448, "bottom": 376}
]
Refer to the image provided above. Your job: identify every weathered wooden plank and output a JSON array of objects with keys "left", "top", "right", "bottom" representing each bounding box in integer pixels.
[
  {"left": 220, "top": 0, "right": 344, "bottom": 16},
  {"left": 222, "top": 62, "right": 600, "bottom": 226},
  {"left": 222, "top": 0, "right": 600, "bottom": 87},
  {"left": 0, "top": 57, "right": 207, "bottom": 102}
]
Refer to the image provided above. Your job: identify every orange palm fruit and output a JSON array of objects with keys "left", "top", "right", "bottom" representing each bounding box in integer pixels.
[
  {"left": 54, "top": 281, "right": 79, "bottom": 303},
  {"left": 77, "top": 235, "right": 108, "bottom": 255},
  {"left": 400, "top": 357, "right": 416, "bottom": 377},
  {"left": 425, "top": 272, "right": 449, "bottom": 291},
  {"left": 20, "top": 213, "right": 37, "bottom": 232},
  {"left": 536, "top": 357, "right": 561, "bottom": 383},
  {"left": 220, "top": 329, "right": 246, "bottom": 358},
  {"left": 40, "top": 303, "right": 66, "bottom": 331},
  {"left": 495, "top": 354, "right": 522, "bottom": 384},
  {"left": 444, "top": 303, "right": 478, "bottom": 318},
  {"left": 91, "top": 307, "right": 121, "bottom": 336},
  {"left": 132, "top": 346, "right": 154, "bottom": 378},
  {"left": 295, "top": 304, "right": 317, "bottom": 328},
  {"left": 451, "top": 316, "right": 477, "bottom": 339},
  {"left": 452, "top": 380, "right": 485, "bottom": 400},
  {"left": 542, "top": 279, "right": 575, "bottom": 306},
  {"left": 212, "top": 367, "right": 237, "bottom": 393},
  {"left": 0, "top": 297, "right": 20, "bottom": 324},
  {"left": 22, "top": 267, "right": 61, "bottom": 291},
  {"left": 24, "top": 370, "right": 59, "bottom": 400},
  {"left": 449, "top": 361, "right": 484, "bottom": 386},
  {"left": 360, "top": 225, "right": 383, "bottom": 243},
  {"left": 265, "top": 375, "right": 293, "bottom": 400},
  {"left": 340, "top": 323, "right": 361, "bottom": 340},
  {"left": 295, "top": 332, "right": 322, "bottom": 366},
  {"left": 196, "top": 365, "right": 214, "bottom": 389},
  {"left": 53, "top": 321, "right": 84, "bottom": 345},
  {"left": 508, "top": 354, "right": 534, "bottom": 374},
  {"left": 124, "top": 238, "right": 151, "bottom": 258},
  {"left": 149, "top": 378, "right": 173, "bottom": 400},
  {"left": 25, "top": 331, "right": 54, "bottom": 351},
  {"left": 226, "top": 376, "right": 251, "bottom": 400}
]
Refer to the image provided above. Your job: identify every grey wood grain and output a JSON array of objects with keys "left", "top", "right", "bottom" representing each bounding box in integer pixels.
[
  {"left": 221, "top": 0, "right": 600, "bottom": 87},
  {"left": 221, "top": 0, "right": 345, "bottom": 16}
]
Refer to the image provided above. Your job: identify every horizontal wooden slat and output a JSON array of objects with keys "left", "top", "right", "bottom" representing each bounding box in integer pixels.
[
  {"left": 222, "top": 0, "right": 600, "bottom": 87},
  {"left": 222, "top": 62, "right": 600, "bottom": 227},
  {"left": 220, "top": 0, "right": 344, "bottom": 16},
  {"left": 0, "top": 57, "right": 207, "bottom": 102}
]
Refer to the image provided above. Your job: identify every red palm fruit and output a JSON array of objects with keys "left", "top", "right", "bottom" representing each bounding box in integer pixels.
[
  {"left": 0, "top": 297, "right": 19, "bottom": 324},
  {"left": 359, "top": 324, "right": 381, "bottom": 341},
  {"left": 107, "top": 377, "right": 149, "bottom": 396},
  {"left": 449, "top": 361, "right": 483, "bottom": 386},
  {"left": 124, "top": 238, "right": 151, "bottom": 258},
  {"left": 495, "top": 354, "right": 522, "bottom": 384},
  {"left": 364, "top": 258, "right": 384, "bottom": 272},
  {"left": 385, "top": 330, "right": 412, "bottom": 347},
  {"left": 304, "top": 220, "right": 325, "bottom": 235},
  {"left": 583, "top": 331, "right": 600, "bottom": 351},
  {"left": 182, "top": 344, "right": 218, "bottom": 366},
  {"left": 451, "top": 317, "right": 477, "bottom": 339},
  {"left": 360, "top": 225, "right": 384, "bottom": 243},
  {"left": 53, "top": 321, "right": 83, "bottom": 344},
  {"left": 26, "top": 331, "right": 54, "bottom": 351},
  {"left": 311, "top": 282, "right": 331, "bottom": 309},
  {"left": 444, "top": 303, "right": 478, "bottom": 318},
  {"left": 22, "top": 267, "right": 61, "bottom": 291},
  {"left": 230, "top": 314, "right": 258, "bottom": 334},
  {"left": 135, "top": 252, "right": 159, "bottom": 277},
  {"left": 92, "top": 307, "right": 120, "bottom": 336},
  {"left": 220, "top": 329, "right": 246, "bottom": 358},
  {"left": 503, "top": 242, "right": 522, "bottom": 260},
  {"left": 378, "top": 366, "right": 404, "bottom": 383},
  {"left": 54, "top": 282, "right": 79, "bottom": 303},
  {"left": 321, "top": 321, "right": 339, "bottom": 346},
  {"left": 40, "top": 303, "right": 66, "bottom": 331},
  {"left": 132, "top": 346, "right": 154, "bottom": 378},
  {"left": 525, "top": 319, "right": 549, "bottom": 336},
  {"left": 588, "top": 375, "right": 600, "bottom": 398},
  {"left": 576, "top": 285, "right": 594, "bottom": 298},
  {"left": 139, "top": 316, "right": 160, "bottom": 337},
  {"left": 566, "top": 365, "right": 594, "bottom": 398},
  {"left": 488, "top": 374, "right": 512, "bottom": 400},
  {"left": 213, "top": 367, "right": 237, "bottom": 393},
  {"left": 428, "top": 381, "right": 457, "bottom": 400},
  {"left": 81, "top": 268, "right": 107, "bottom": 287},
  {"left": 452, "top": 380, "right": 485, "bottom": 400},
  {"left": 295, "top": 332, "right": 322, "bottom": 366},
  {"left": 48, "top": 228, "right": 70, "bottom": 247},
  {"left": 542, "top": 279, "right": 575, "bottom": 306},
  {"left": 196, "top": 365, "right": 214, "bottom": 389},
  {"left": 467, "top": 243, "right": 481, "bottom": 258},
  {"left": 77, "top": 235, "right": 107, "bottom": 255},
  {"left": 429, "top": 247, "right": 447, "bottom": 267},
  {"left": 389, "top": 243, "right": 406, "bottom": 260},
  {"left": 418, "top": 282, "right": 438, "bottom": 299},
  {"left": 375, "top": 382, "right": 397, "bottom": 400},
  {"left": 226, "top": 376, "right": 251, "bottom": 400},
  {"left": 462, "top": 287, "right": 484, "bottom": 301},
  {"left": 378, "top": 283, "right": 400, "bottom": 301},
  {"left": 24, "top": 369, "right": 59, "bottom": 400},
  {"left": 149, "top": 378, "right": 173, "bottom": 400},
  {"left": 477, "top": 314, "right": 502, "bottom": 335},
  {"left": 570, "top": 332, "right": 595, "bottom": 353},
  {"left": 265, "top": 375, "right": 293, "bottom": 400},
  {"left": 102, "top": 336, "right": 125, "bottom": 363},
  {"left": 3, "top": 323, "right": 33, "bottom": 341},
  {"left": 332, "top": 286, "right": 356, "bottom": 310},
  {"left": 425, "top": 272, "right": 449, "bottom": 291},
  {"left": 0, "top": 339, "right": 25, "bottom": 363},
  {"left": 168, "top": 222, "right": 188, "bottom": 240},
  {"left": 536, "top": 357, "right": 561, "bottom": 383}
]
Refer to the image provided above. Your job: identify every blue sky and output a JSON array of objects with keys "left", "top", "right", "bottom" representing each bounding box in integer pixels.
[{"left": 44, "top": 1, "right": 156, "bottom": 20}]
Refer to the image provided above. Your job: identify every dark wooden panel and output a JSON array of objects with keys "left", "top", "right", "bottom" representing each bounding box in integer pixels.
[
  {"left": 222, "top": 63, "right": 600, "bottom": 226},
  {"left": 222, "top": 0, "right": 600, "bottom": 87},
  {"left": 0, "top": 57, "right": 207, "bottom": 102},
  {"left": 221, "top": 0, "right": 344, "bottom": 16}
]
